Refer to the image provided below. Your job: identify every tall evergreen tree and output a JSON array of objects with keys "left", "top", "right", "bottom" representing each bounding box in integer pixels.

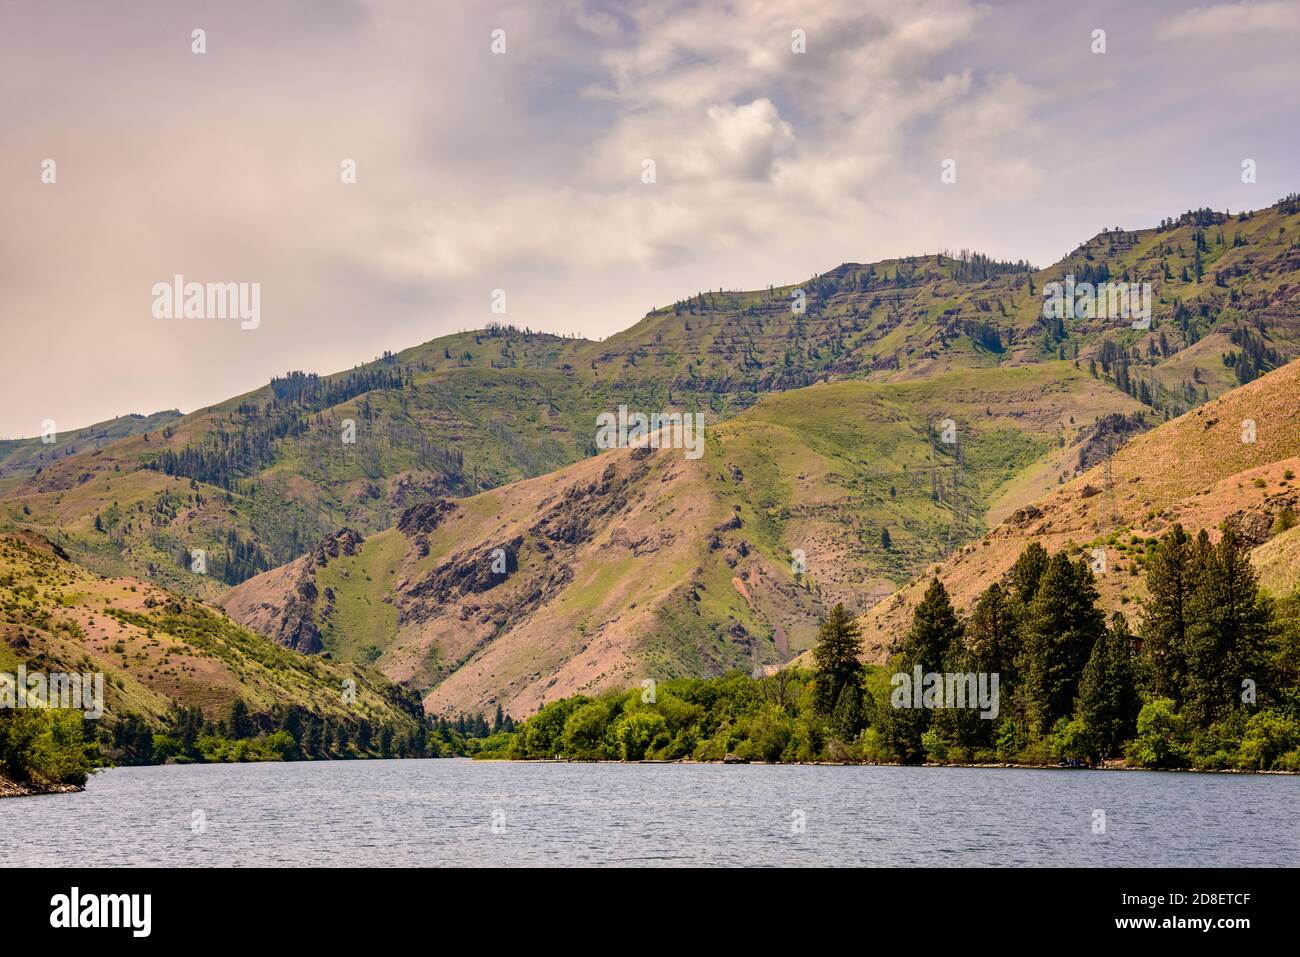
[
  {"left": 1140, "top": 523, "right": 1193, "bottom": 703},
  {"left": 1183, "top": 526, "right": 1273, "bottom": 727},
  {"left": 228, "top": 699, "right": 254, "bottom": 740},
  {"left": 812, "top": 604, "right": 866, "bottom": 728},
  {"left": 1077, "top": 612, "right": 1140, "bottom": 759},
  {"left": 901, "top": 577, "right": 962, "bottom": 669},
  {"left": 1010, "top": 541, "right": 1050, "bottom": 606},
  {"left": 938, "top": 580, "right": 1021, "bottom": 756},
  {"left": 884, "top": 579, "right": 963, "bottom": 762},
  {"left": 965, "top": 581, "right": 1020, "bottom": 684},
  {"left": 1023, "top": 553, "right": 1105, "bottom": 733}
]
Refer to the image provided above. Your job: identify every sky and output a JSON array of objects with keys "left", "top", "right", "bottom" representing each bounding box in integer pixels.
[{"left": 2, "top": 0, "right": 1299, "bottom": 437}]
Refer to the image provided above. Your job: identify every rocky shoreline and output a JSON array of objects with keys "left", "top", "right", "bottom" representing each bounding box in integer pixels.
[{"left": 0, "top": 773, "right": 84, "bottom": 799}]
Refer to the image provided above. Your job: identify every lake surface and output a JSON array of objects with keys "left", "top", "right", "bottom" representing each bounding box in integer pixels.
[{"left": 2, "top": 760, "right": 1296, "bottom": 866}]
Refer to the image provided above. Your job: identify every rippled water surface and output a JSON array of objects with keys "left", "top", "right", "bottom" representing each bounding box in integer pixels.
[{"left": 3, "top": 760, "right": 1295, "bottom": 866}]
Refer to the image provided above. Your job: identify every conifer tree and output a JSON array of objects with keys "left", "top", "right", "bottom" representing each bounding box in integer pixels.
[
  {"left": 1023, "top": 553, "right": 1105, "bottom": 732},
  {"left": 1077, "top": 612, "right": 1140, "bottom": 759},
  {"left": 812, "top": 604, "right": 865, "bottom": 725},
  {"left": 1140, "top": 524, "right": 1193, "bottom": 702},
  {"left": 901, "top": 577, "right": 962, "bottom": 670},
  {"left": 883, "top": 579, "right": 963, "bottom": 762},
  {"left": 1010, "top": 541, "right": 1050, "bottom": 606},
  {"left": 965, "top": 581, "right": 1019, "bottom": 683},
  {"left": 1183, "top": 526, "right": 1272, "bottom": 727},
  {"left": 228, "top": 699, "right": 253, "bottom": 740}
]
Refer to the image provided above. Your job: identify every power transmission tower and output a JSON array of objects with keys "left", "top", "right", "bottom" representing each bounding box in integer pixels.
[{"left": 1103, "top": 439, "right": 1121, "bottom": 532}]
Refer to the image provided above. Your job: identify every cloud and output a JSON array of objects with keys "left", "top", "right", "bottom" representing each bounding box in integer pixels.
[
  {"left": 590, "top": 97, "right": 795, "bottom": 184},
  {"left": 0, "top": 0, "right": 1297, "bottom": 436},
  {"left": 1160, "top": 0, "right": 1300, "bottom": 39}
]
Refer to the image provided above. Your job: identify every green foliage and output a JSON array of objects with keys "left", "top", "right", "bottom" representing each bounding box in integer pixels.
[
  {"left": 1182, "top": 527, "right": 1272, "bottom": 726},
  {"left": 1235, "top": 710, "right": 1300, "bottom": 771},
  {"left": 1075, "top": 614, "right": 1140, "bottom": 759},
  {"left": 489, "top": 526, "right": 1299, "bottom": 772},
  {"left": 1140, "top": 524, "right": 1193, "bottom": 704},
  {"left": 0, "top": 709, "right": 95, "bottom": 787},
  {"left": 812, "top": 603, "right": 865, "bottom": 735},
  {"left": 902, "top": 577, "right": 961, "bottom": 670},
  {"left": 612, "top": 710, "right": 668, "bottom": 761},
  {"left": 1023, "top": 553, "right": 1105, "bottom": 732},
  {"left": 1125, "top": 698, "right": 1190, "bottom": 768}
]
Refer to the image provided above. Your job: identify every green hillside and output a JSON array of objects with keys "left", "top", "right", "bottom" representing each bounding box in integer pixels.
[
  {"left": 0, "top": 531, "right": 427, "bottom": 747},
  {"left": 5, "top": 197, "right": 1300, "bottom": 599},
  {"left": 222, "top": 362, "right": 1143, "bottom": 715}
]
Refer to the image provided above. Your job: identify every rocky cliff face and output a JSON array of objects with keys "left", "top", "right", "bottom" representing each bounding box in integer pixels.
[{"left": 220, "top": 528, "right": 365, "bottom": 653}]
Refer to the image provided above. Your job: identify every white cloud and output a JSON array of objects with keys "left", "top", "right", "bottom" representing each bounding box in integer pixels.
[
  {"left": 0, "top": 0, "right": 1297, "bottom": 436},
  {"left": 1160, "top": 0, "right": 1300, "bottom": 39}
]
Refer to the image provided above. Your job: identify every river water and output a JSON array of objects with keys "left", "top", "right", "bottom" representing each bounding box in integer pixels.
[{"left": 2, "top": 760, "right": 1295, "bottom": 866}]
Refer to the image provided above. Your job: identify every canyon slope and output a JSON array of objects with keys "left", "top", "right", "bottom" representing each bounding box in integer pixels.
[
  {"left": 5, "top": 196, "right": 1298, "bottom": 601},
  {"left": 4, "top": 196, "right": 1300, "bottom": 716}
]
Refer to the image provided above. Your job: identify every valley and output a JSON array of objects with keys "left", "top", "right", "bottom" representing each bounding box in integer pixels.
[{"left": 3, "top": 196, "right": 1299, "bottom": 723}]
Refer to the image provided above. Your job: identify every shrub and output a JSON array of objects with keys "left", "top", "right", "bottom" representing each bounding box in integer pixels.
[
  {"left": 611, "top": 710, "right": 667, "bottom": 761},
  {"left": 1236, "top": 710, "right": 1300, "bottom": 771},
  {"left": 561, "top": 699, "right": 615, "bottom": 758},
  {"left": 1125, "top": 698, "right": 1190, "bottom": 768},
  {"left": 0, "top": 710, "right": 94, "bottom": 786}
]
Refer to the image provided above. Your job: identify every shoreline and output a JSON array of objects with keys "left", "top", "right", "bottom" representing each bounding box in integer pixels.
[
  {"left": 0, "top": 773, "right": 84, "bottom": 800},
  {"left": 478, "top": 757, "right": 1299, "bottom": 775}
]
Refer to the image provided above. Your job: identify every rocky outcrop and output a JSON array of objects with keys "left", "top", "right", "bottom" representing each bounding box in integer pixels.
[
  {"left": 220, "top": 529, "right": 366, "bottom": 654},
  {"left": 310, "top": 528, "right": 364, "bottom": 567},
  {"left": 396, "top": 498, "right": 458, "bottom": 536},
  {"left": 1225, "top": 489, "right": 1300, "bottom": 547},
  {"left": 405, "top": 536, "right": 524, "bottom": 605},
  {"left": 264, "top": 579, "right": 325, "bottom": 654}
]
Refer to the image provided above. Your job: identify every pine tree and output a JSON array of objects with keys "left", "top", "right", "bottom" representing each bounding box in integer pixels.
[
  {"left": 1140, "top": 523, "right": 1193, "bottom": 703},
  {"left": 883, "top": 579, "right": 962, "bottom": 762},
  {"left": 812, "top": 604, "right": 865, "bottom": 725},
  {"left": 1076, "top": 612, "right": 1140, "bottom": 759},
  {"left": 901, "top": 577, "right": 961, "bottom": 670},
  {"left": 1010, "top": 541, "right": 1050, "bottom": 606},
  {"left": 1183, "top": 526, "right": 1273, "bottom": 727},
  {"left": 965, "top": 581, "right": 1020, "bottom": 684},
  {"left": 228, "top": 699, "right": 253, "bottom": 739},
  {"left": 1023, "top": 553, "right": 1105, "bottom": 733}
]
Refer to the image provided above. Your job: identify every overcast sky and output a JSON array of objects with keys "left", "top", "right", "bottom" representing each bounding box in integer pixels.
[{"left": 2, "top": 0, "right": 1299, "bottom": 437}]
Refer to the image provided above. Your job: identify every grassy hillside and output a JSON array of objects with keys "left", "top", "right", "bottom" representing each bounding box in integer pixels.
[
  {"left": 0, "top": 531, "right": 425, "bottom": 738},
  {"left": 0, "top": 410, "right": 181, "bottom": 494},
  {"left": 5, "top": 197, "right": 1299, "bottom": 599},
  {"left": 858, "top": 357, "right": 1300, "bottom": 660},
  {"left": 222, "top": 363, "right": 1143, "bottom": 716}
]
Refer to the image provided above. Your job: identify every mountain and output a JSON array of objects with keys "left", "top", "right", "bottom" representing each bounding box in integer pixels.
[
  {"left": 222, "top": 362, "right": 1144, "bottom": 715},
  {"left": 857, "top": 357, "right": 1300, "bottom": 661},
  {"left": 4, "top": 196, "right": 1298, "bottom": 603},
  {"left": 0, "top": 411, "right": 182, "bottom": 493},
  {"left": 0, "top": 531, "right": 424, "bottom": 736},
  {"left": 4, "top": 196, "right": 1300, "bottom": 715}
]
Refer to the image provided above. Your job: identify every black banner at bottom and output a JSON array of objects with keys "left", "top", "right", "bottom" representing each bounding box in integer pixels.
[{"left": 1, "top": 866, "right": 1286, "bottom": 942}]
